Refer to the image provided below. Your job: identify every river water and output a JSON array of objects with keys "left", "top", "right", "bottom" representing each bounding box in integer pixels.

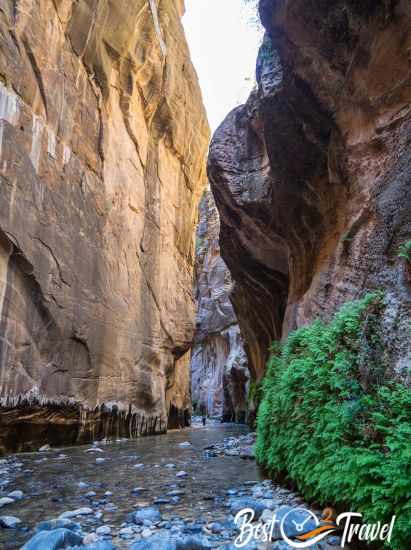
[{"left": 0, "top": 423, "right": 263, "bottom": 549}]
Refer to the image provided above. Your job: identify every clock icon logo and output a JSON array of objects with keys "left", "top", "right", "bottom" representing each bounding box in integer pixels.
[{"left": 280, "top": 507, "right": 336, "bottom": 548}]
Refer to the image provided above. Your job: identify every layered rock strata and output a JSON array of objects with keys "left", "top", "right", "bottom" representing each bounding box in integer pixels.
[
  {"left": 209, "top": 0, "right": 411, "bottom": 381},
  {"left": 191, "top": 190, "right": 249, "bottom": 422},
  {"left": 0, "top": 0, "right": 209, "bottom": 453}
]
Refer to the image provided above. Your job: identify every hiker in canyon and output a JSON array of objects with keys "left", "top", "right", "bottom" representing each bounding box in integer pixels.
[{"left": 0, "top": 0, "right": 410, "bottom": 549}]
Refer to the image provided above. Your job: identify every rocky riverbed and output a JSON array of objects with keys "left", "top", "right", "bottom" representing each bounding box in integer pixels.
[{"left": 0, "top": 423, "right": 343, "bottom": 549}]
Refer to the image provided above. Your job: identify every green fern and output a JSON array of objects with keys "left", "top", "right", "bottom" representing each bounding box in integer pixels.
[
  {"left": 256, "top": 293, "right": 411, "bottom": 549},
  {"left": 398, "top": 240, "right": 411, "bottom": 262}
]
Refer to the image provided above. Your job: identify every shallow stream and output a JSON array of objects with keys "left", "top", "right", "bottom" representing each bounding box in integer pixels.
[{"left": 0, "top": 423, "right": 263, "bottom": 549}]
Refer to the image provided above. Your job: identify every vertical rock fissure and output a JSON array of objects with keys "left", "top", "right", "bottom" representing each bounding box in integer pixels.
[
  {"left": 148, "top": 0, "right": 167, "bottom": 57},
  {"left": 190, "top": 189, "right": 250, "bottom": 423}
]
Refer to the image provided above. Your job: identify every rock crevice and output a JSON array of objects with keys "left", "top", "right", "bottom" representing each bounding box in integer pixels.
[{"left": 191, "top": 190, "right": 249, "bottom": 422}]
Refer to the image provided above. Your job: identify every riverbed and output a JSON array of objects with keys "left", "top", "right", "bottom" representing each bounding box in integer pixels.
[{"left": 0, "top": 423, "right": 265, "bottom": 548}]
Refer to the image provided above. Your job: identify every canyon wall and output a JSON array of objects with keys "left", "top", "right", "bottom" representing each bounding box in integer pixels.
[
  {"left": 209, "top": 0, "right": 411, "bottom": 382},
  {"left": 0, "top": 0, "right": 209, "bottom": 453},
  {"left": 191, "top": 190, "right": 249, "bottom": 422}
]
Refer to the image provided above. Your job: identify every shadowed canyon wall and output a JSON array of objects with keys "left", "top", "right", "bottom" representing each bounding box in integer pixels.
[
  {"left": 0, "top": 0, "right": 209, "bottom": 453},
  {"left": 209, "top": 0, "right": 411, "bottom": 382},
  {"left": 191, "top": 190, "right": 249, "bottom": 422}
]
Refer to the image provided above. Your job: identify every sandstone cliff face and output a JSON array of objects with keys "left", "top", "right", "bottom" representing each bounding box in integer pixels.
[
  {"left": 0, "top": 0, "right": 209, "bottom": 453},
  {"left": 209, "top": 0, "right": 411, "bottom": 382},
  {"left": 191, "top": 190, "right": 249, "bottom": 422}
]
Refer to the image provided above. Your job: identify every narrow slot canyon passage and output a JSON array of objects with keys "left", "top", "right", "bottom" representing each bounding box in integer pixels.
[{"left": 0, "top": 1, "right": 410, "bottom": 549}]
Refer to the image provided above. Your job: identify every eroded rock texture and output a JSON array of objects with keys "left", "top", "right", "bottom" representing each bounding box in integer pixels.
[
  {"left": 191, "top": 190, "right": 249, "bottom": 422},
  {"left": 0, "top": 0, "right": 209, "bottom": 453},
  {"left": 209, "top": 0, "right": 411, "bottom": 382}
]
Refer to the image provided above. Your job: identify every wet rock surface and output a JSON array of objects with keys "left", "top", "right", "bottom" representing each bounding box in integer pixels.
[
  {"left": 203, "top": 433, "right": 256, "bottom": 460},
  {"left": 0, "top": 425, "right": 343, "bottom": 550}
]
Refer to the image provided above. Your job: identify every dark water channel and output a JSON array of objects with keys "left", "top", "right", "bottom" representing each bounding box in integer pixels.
[{"left": 0, "top": 423, "right": 263, "bottom": 548}]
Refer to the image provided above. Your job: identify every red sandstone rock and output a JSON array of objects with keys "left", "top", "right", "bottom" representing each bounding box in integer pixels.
[
  {"left": 0, "top": 0, "right": 209, "bottom": 453},
  {"left": 209, "top": 0, "right": 411, "bottom": 381}
]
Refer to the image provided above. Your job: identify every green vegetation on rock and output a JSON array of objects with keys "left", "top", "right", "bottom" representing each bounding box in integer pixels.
[
  {"left": 248, "top": 380, "right": 263, "bottom": 405},
  {"left": 256, "top": 293, "right": 411, "bottom": 549},
  {"left": 398, "top": 240, "right": 411, "bottom": 263}
]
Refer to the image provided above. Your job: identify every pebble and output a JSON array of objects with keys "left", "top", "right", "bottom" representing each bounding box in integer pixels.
[
  {"left": 104, "top": 503, "right": 118, "bottom": 512},
  {"left": 134, "top": 500, "right": 151, "bottom": 508},
  {"left": 119, "top": 526, "right": 135, "bottom": 538},
  {"left": 96, "top": 525, "right": 112, "bottom": 536},
  {"left": 176, "top": 471, "right": 188, "bottom": 478},
  {"left": 154, "top": 498, "right": 171, "bottom": 505},
  {"left": 59, "top": 507, "right": 93, "bottom": 519},
  {"left": 167, "top": 489, "right": 185, "bottom": 497},
  {"left": 8, "top": 490, "right": 24, "bottom": 500},
  {"left": 260, "top": 498, "right": 278, "bottom": 510},
  {"left": 131, "top": 507, "right": 162, "bottom": 525},
  {"left": 0, "top": 515, "right": 21, "bottom": 528},
  {"left": 142, "top": 527, "right": 153, "bottom": 538},
  {"left": 179, "top": 441, "right": 192, "bottom": 447},
  {"left": 229, "top": 497, "right": 266, "bottom": 519},
  {"left": 96, "top": 458, "right": 106, "bottom": 464},
  {"left": 83, "top": 532, "right": 101, "bottom": 544},
  {"left": 39, "top": 444, "right": 51, "bottom": 452},
  {"left": 0, "top": 497, "right": 14, "bottom": 508}
]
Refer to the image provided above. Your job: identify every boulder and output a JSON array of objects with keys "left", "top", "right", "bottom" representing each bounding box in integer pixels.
[
  {"left": 229, "top": 498, "right": 266, "bottom": 519},
  {"left": 131, "top": 507, "right": 162, "bottom": 526},
  {"left": 21, "top": 528, "right": 83, "bottom": 549},
  {"left": 35, "top": 519, "right": 81, "bottom": 532}
]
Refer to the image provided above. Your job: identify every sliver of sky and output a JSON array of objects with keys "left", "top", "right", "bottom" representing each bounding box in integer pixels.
[{"left": 183, "top": 1, "right": 263, "bottom": 133}]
